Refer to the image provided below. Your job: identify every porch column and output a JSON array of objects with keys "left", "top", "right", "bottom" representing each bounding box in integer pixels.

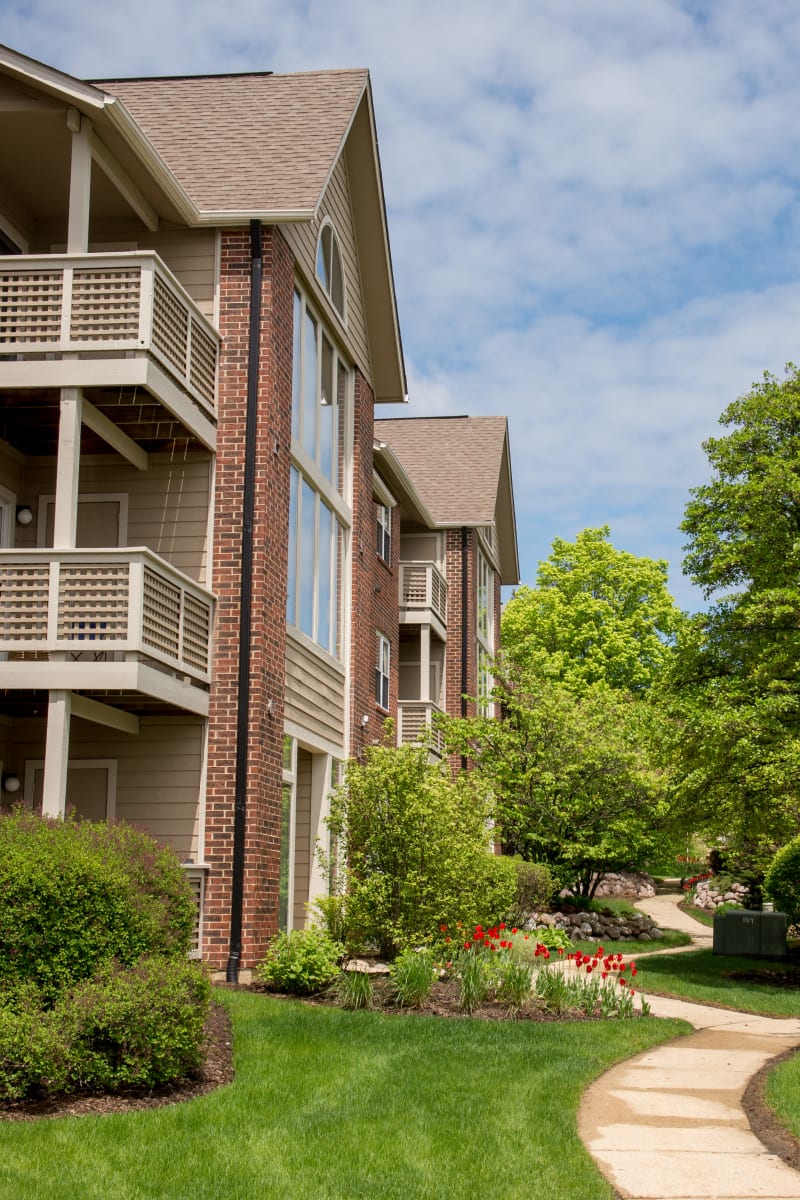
[
  {"left": 42, "top": 691, "right": 72, "bottom": 817},
  {"left": 420, "top": 624, "right": 431, "bottom": 704},
  {"left": 66, "top": 110, "right": 91, "bottom": 254},
  {"left": 53, "top": 388, "right": 82, "bottom": 548}
]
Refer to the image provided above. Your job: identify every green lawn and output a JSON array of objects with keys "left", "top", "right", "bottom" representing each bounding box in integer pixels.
[
  {"left": 0, "top": 991, "right": 687, "bottom": 1200},
  {"left": 766, "top": 1052, "right": 800, "bottom": 1141},
  {"left": 573, "top": 929, "right": 693, "bottom": 957},
  {"left": 633, "top": 949, "right": 800, "bottom": 1017}
]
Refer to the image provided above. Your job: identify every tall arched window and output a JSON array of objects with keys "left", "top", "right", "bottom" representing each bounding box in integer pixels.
[{"left": 316, "top": 221, "right": 345, "bottom": 321}]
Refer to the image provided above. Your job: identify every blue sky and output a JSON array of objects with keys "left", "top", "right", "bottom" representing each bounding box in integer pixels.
[{"left": 7, "top": 0, "right": 800, "bottom": 611}]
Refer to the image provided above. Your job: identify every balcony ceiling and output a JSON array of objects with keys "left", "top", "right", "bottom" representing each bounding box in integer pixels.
[
  {"left": 0, "top": 688, "right": 202, "bottom": 719},
  {"left": 0, "top": 389, "right": 205, "bottom": 456}
]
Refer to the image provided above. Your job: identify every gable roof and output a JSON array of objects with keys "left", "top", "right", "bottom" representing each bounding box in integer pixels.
[
  {"left": 375, "top": 415, "right": 520, "bottom": 584},
  {"left": 95, "top": 70, "right": 368, "bottom": 218}
]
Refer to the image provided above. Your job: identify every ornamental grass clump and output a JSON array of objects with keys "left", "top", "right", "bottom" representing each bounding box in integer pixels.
[
  {"left": 335, "top": 968, "right": 374, "bottom": 1010},
  {"left": 389, "top": 947, "right": 438, "bottom": 1008}
]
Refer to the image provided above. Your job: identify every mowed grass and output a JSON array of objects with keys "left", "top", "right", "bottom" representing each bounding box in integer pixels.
[
  {"left": 633, "top": 949, "right": 800, "bottom": 1017},
  {"left": 766, "top": 1052, "right": 800, "bottom": 1141},
  {"left": 572, "top": 929, "right": 692, "bottom": 957},
  {"left": 0, "top": 991, "right": 687, "bottom": 1200}
]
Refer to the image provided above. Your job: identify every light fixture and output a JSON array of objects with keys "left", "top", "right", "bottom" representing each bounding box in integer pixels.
[
  {"left": 2, "top": 773, "right": 21, "bottom": 794},
  {"left": 15, "top": 506, "right": 33, "bottom": 527},
  {"left": 360, "top": 714, "right": 370, "bottom": 727}
]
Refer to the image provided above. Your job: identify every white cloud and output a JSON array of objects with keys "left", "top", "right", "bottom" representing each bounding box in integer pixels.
[{"left": 7, "top": 0, "right": 800, "bottom": 610}]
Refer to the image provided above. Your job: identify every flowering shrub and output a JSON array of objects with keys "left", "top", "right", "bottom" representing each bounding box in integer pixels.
[{"left": 682, "top": 871, "right": 713, "bottom": 893}]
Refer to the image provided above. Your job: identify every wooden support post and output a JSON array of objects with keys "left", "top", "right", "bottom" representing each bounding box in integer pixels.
[{"left": 42, "top": 691, "right": 72, "bottom": 817}]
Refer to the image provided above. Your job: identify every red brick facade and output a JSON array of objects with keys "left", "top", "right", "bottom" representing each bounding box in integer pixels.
[
  {"left": 349, "top": 371, "right": 400, "bottom": 759},
  {"left": 204, "top": 226, "right": 294, "bottom": 970}
]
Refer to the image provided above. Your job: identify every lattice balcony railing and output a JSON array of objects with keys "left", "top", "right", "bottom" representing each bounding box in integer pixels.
[
  {"left": 0, "top": 548, "right": 213, "bottom": 683},
  {"left": 397, "top": 701, "right": 445, "bottom": 756},
  {"left": 0, "top": 252, "right": 218, "bottom": 419},
  {"left": 399, "top": 561, "right": 447, "bottom": 625}
]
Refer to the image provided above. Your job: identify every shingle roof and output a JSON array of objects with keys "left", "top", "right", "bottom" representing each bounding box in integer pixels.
[
  {"left": 375, "top": 416, "right": 509, "bottom": 526},
  {"left": 95, "top": 70, "right": 368, "bottom": 214}
]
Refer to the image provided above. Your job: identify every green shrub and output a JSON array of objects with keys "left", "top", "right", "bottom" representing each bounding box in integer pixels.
[
  {"left": 335, "top": 969, "right": 374, "bottom": 1010},
  {"left": 0, "top": 986, "right": 67, "bottom": 1101},
  {"left": 256, "top": 929, "right": 343, "bottom": 994},
  {"left": 765, "top": 837, "right": 800, "bottom": 923},
  {"left": 56, "top": 957, "right": 210, "bottom": 1093},
  {"left": 508, "top": 860, "right": 558, "bottom": 922},
  {"left": 328, "top": 743, "right": 517, "bottom": 957},
  {"left": 310, "top": 894, "right": 352, "bottom": 948},
  {"left": 0, "top": 811, "right": 195, "bottom": 1000},
  {"left": 389, "top": 948, "right": 438, "bottom": 1008},
  {"left": 513, "top": 926, "right": 573, "bottom": 956}
]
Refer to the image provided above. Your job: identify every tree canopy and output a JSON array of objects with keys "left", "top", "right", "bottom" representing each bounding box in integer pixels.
[
  {"left": 502, "top": 527, "right": 685, "bottom": 693},
  {"left": 667, "top": 365, "right": 800, "bottom": 865}
]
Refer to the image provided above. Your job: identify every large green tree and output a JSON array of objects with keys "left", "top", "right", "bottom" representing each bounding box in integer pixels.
[
  {"left": 669, "top": 365, "right": 800, "bottom": 863},
  {"left": 443, "top": 670, "right": 672, "bottom": 895},
  {"left": 502, "top": 527, "right": 685, "bottom": 693}
]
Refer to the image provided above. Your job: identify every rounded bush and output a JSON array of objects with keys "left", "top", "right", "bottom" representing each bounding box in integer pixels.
[
  {"left": 509, "top": 860, "right": 558, "bottom": 922},
  {"left": 256, "top": 929, "right": 343, "bottom": 994},
  {"left": 0, "top": 811, "right": 196, "bottom": 999},
  {"left": 764, "top": 836, "right": 800, "bottom": 923}
]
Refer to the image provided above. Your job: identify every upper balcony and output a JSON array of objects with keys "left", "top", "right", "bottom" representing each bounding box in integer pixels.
[
  {"left": 399, "top": 561, "right": 447, "bottom": 639},
  {"left": 0, "top": 547, "right": 213, "bottom": 715},
  {"left": 0, "top": 252, "right": 218, "bottom": 450},
  {"left": 397, "top": 700, "right": 445, "bottom": 758}
]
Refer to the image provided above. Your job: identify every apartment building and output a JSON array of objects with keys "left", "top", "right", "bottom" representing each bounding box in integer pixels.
[{"left": 0, "top": 43, "right": 517, "bottom": 974}]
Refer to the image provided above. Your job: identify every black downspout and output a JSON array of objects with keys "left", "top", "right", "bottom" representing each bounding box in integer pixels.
[
  {"left": 460, "top": 526, "right": 469, "bottom": 771},
  {"left": 226, "top": 219, "right": 262, "bottom": 983}
]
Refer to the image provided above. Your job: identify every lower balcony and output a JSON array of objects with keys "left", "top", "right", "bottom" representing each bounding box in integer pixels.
[
  {"left": 0, "top": 548, "right": 213, "bottom": 714},
  {"left": 397, "top": 700, "right": 444, "bottom": 757}
]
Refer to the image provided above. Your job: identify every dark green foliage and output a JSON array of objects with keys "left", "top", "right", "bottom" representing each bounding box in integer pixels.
[
  {"left": 256, "top": 929, "right": 344, "bottom": 994},
  {"left": 0, "top": 810, "right": 195, "bottom": 1000},
  {"left": 0, "top": 960, "right": 209, "bottom": 1100},
  {"left": 765, "top": 836, "right": 800, "bottom": 923},
  {"left": 57, "top": 957, "right": 210, "bottom": 1092},
  {"left": 509, "top": 859, "right": 558, "bottom": 921}
]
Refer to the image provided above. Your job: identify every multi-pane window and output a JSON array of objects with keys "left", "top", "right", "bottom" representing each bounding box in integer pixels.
[
  {"left": 376, "top": 502, "right": 392, "bottom": 564},
  {"left": 316, "top": 221, "right": 345, "bottom": 321},
  {"left": 476, "top": 550, "right": 494, "bottom": 715},
  {"left": 287, "top": 288, "right": 351, "bottom": 657},
  {"left": 375, "top": 632, "right": 390, "bottom": 711}
]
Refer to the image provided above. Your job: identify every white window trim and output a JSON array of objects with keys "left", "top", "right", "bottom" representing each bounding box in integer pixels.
[
  {"left": 37, "top": 493, "right": 129, "bottom": 548},
  {"left": 376, "top": 502, "right": 392, "bottom": 565},
  {"left": 376, "top": 632, "right": 391, "bottom": 712},
  {"left": 315, "top": 217, "right": 347, "bottom": 325}
]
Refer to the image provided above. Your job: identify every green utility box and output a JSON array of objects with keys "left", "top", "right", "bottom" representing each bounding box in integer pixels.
[{"left": 712, "top": 909, "right": 788, "bottom": 959}]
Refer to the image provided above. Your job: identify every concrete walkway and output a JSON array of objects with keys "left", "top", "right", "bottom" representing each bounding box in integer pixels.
[{"left": 578, "top": 893, "right": 800, "bottom": 1199}]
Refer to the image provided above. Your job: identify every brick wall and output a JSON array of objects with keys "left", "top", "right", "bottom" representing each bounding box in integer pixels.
[
  {"left": 444, "top": 527, "right": 478, "bottom": 721},
  {"left": 349, "top": 372, "right": 400, "bottom": 758},
  {"left": 203, "top": 226, "right": 294, "bottom": 970}
]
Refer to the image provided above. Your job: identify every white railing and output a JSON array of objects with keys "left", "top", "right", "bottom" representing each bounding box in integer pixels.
[
  {"left": 0, "top": 548, "right": 213, "bottom": 683},
  {"left": 397, "top": 701, "right": 445, "bottom": 756},
  {"left": 0, "top": 252, "right": 218, "bottom": 419},
  {"left": 399, "top": 561, "right": 447, "bottom": 625}
]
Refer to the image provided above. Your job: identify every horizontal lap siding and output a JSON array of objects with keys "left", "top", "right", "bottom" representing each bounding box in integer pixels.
[
  {"left": 293, "top": 749, "right": 312, "bottom": 928},
  {"left": 281, "top": 155, "right": 370, "bottom": 380},
  {"left": 138, "top": 229, "right": 217, "bottom": 321},
  {"left": 284, "top": 635, "right": 345, "bottom": 749},
  {"left": 19, "top": 453, "right": 212, "bottom": 584}
]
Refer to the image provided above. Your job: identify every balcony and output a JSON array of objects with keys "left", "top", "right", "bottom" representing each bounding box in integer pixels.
[
  {"left": 397, "top": 700, "right": 445, "bottom": 757},
  {"left": 0, "top": 548, "right": 214, "bottom": 713},
  {"left": 0, "top": 252, "right": 218, "bottom": 448},
  {"left": 399, "top": 561, "right": 447, "bottom": 635}
]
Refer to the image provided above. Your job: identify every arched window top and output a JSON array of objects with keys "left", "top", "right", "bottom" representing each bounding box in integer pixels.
[{"left": 316, "top": 221, "right": 345, "bottom": 321}]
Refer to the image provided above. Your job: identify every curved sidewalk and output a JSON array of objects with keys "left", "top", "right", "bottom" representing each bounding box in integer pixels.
[{"left": 578, "top": 894, "right": 800, "bottom": 1199}]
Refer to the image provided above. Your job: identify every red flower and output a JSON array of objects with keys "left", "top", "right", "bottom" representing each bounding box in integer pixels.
[
  {"left": 511, "top": 927, "right": 518, "bottom": 935},
  {"left": 601, "top": 971, "right": 608, "bottom": 980},
  {"left": 445, "top": 937, "right": 451, "bottom": 944},
  {"left": 557, "top": 947, "right": 564, "bottom": 956},
  {"left": 464, "top": 942, "right": 471, "bottom": 950},
  {"left": 499, "top": 923, "right": 506, "bottom": 931},
  {"left": 439, "top": 924, "right": 448, "bottom": 933},
  {"left": 631, "top": 966, "right": 637, "bottom": 976},
  {"left": 597, "top": 946, "right": 604, "bottom": 956}
]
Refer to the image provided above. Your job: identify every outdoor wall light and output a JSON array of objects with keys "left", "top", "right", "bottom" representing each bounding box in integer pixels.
[
  {"left": 360, "top": 714, "right": 370, "bottom": 727},
  {"left": 2, "top": 774, "right": 21, "bottom": 794},
  {"left": 15, "top": 506, "right": 33, "bottom": 526}
]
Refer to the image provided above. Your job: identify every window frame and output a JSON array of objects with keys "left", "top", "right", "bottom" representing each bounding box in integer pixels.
[
  {"left": 476, "top": 549, "right": 494, "bottom": 716},
  {"left": 375, "top": 632, "right": 391, "bottom": 712},
  {"left": 315, "top": 219, "right": 346, "bottom": 323},
  {"left": 376, "top": 502, "right": 392, "bottom": 565}
]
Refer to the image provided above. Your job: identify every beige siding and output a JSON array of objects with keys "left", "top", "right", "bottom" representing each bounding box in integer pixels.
[
  {"left": 20, "top": 452, "right": 212, "bottom": 583},
  {"left": 293, "top": 748, "right": 313, "bottom": 928},
  {"left": 282, "top": 154, "right": 371, "bottom": 381},
  {"left": 285, "top": 634, "right": 346, "bottom": 749},
  {"left": 400, "top": 533, "right": 441, "bottom": 565},
  {"left": 138, "top": 229, "right": 217, "bottom": 321},
  {"left": 7, "top": 715, "right": 205, "bottom": 859}
]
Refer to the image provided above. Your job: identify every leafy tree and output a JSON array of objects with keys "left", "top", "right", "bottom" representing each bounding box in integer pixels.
[
  {"left": 502, "top": 527, "right": 685, "bottom": 693},
  {"left": 327, "top": 739, "right": 516, "bottom": 957},
  {"left": 443, "top": 670, "right": 672, "bottom": 896},
  {"left": 668, "top": 365, "right": 800, "bottom": 864}
]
